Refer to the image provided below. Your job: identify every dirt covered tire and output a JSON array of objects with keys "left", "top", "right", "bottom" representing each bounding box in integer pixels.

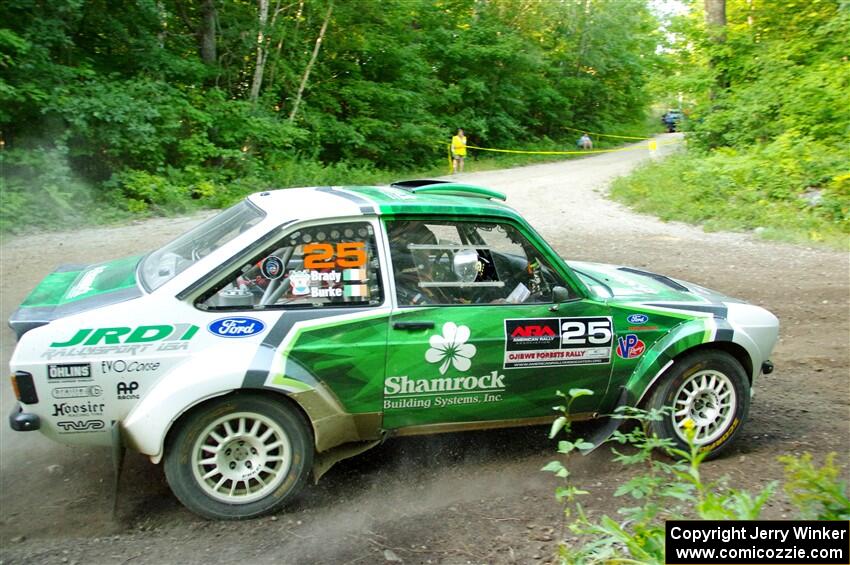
[
  {"left": 164, "top": 394, "right": 313, "bottom": 520},
  {"left": 647, "top": 350, "right": 749, "bottom": 460}
]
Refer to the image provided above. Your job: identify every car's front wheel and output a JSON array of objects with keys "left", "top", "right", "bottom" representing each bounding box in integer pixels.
[
  {"left": 164, "top": 394, "right": 313, "bottom": 520},
  {"left": 647, "top": 350, "right": 749, "bottom": 459}
]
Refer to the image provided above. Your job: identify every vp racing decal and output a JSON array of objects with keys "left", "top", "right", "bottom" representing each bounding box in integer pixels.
[
  {"left": 504, "top": 317, "right": 613, "bottom": 368},
  {"left": 616, "top": 334, "right": 646, "bottom": 359}
]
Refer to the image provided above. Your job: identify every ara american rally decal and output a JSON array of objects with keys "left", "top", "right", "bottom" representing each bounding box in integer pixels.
[{"left": 504, "top": 317, "right": 613, "bottom": 368}]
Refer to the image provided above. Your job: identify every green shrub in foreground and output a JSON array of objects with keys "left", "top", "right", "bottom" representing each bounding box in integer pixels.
[{"left": 544, "top": 389, "right": 850, "bottom": 564}]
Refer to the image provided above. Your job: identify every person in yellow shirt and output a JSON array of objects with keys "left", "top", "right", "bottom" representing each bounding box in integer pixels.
[{"left": 451, "top": 128, "right": 467, "bottom": 173}]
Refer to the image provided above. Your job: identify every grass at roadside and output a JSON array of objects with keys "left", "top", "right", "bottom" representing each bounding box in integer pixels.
[{"left": 610, "top": 147, "right": 850, "bottom": 249}]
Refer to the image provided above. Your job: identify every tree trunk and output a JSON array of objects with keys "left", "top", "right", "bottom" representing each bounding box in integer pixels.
[
  {"left": 249, "top": 0, "right": 270, "bottom": 103},
  {"left": 704, "top": 0, "right": 728, "bottom": 94},
  {"left": 705, "top": 0, "right": 726, "bottom": 40},
  {"left": 200, "top": 0, "right": 217, "bottom": 65},
  {"left": 288, "top": 0, "right": 333, "bottom": 122}
]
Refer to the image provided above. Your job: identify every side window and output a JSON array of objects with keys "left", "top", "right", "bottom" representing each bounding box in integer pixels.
[
  {"left": 386, "top": 219, "right": 568, "bottom": 306},
  {"left": 200, "top": 221, "right": 383, "bottom": 310}
]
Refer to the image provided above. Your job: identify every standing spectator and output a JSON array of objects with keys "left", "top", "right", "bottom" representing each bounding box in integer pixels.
[
  {"left": 451, "top": 128, "right": 467, "bottom": 173},
  {"left": 578, "top": 133, "right": 593, "bottom": 150}
]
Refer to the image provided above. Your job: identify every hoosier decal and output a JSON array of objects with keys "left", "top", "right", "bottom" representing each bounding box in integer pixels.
[{"left": 504, "top": 317, "right": 613, "bottom": 368}]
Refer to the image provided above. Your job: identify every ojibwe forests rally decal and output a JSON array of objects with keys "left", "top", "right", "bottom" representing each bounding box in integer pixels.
[
  {"left": 383, "top": 322, "right": 505, "bottom": 410},
  {"left": 503, "top": 317, "right": 613, "bottom": 369}
]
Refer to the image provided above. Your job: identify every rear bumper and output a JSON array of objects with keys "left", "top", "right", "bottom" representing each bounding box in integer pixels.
[{"left": 9, "top": 402, "right": 40, "bottom": 431}]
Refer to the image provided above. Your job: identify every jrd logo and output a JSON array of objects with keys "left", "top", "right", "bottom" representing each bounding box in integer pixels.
[{"left": 50, "top": 324, "right": 198, "bottom": 347}]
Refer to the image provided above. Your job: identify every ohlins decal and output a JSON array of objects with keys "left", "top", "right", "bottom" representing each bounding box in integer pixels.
[{"left": 50, "top": 324, "right": 199, "bottom": 347}]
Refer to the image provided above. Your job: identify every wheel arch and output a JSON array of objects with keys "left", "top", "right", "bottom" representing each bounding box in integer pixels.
[
  {"left": 622, "top": 315, "right": 756, "bottom": 409},
  {"left": 633, "top": 341, "right": 753, "bottom": 409},
  {"left": 160, "top": 388, "right": 316, "bottom": 463},
  {"left": 126, "top": 379, "right": 380, "bottom": 465}
]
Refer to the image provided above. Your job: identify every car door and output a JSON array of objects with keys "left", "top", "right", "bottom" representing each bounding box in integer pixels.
[
  {"left": 382, "top": 217, "right": 613, "bottom": 431},
  {"left": 195, "top": 218, "right": 391, "bottom": 416}
]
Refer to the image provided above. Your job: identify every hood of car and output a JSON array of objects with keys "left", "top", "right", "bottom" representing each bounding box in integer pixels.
[
  {"left": 9, "top": 255, "right": 143, "bottom": 338},
  {"left": 567, "top": 261, "right": 737, "bottom": 305}
]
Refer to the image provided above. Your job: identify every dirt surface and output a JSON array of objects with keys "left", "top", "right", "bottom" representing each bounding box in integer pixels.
[{"left": 1, "top": 133, "right": 848, "bottom": 564}]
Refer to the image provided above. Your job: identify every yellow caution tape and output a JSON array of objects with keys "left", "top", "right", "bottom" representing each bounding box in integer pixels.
[{"left": 443, "top": 136, "right": 681, "bottom": 172}]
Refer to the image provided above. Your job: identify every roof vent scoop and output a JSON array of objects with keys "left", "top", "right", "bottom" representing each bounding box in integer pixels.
[{"left": 390, "top": 179, "right": 507, "bottom": 201}]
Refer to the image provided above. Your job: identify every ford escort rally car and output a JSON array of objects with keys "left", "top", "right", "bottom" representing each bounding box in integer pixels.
[{"left": 8, "top": 180, "right": 779, "bottom": 519}]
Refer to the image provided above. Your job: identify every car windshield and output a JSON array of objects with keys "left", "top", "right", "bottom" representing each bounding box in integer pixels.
[{"left": 140, "top": 201, "right": 265, "bottom": 291}]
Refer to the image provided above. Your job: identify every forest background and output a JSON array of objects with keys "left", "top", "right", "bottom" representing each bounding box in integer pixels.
[{"left": 0, "top": 0, "right": 847, "bottom": 244}]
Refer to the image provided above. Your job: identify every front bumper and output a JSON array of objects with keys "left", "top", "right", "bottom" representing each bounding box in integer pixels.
[{"left": 9, "top": 402, "right": 40, "bottom": 431}]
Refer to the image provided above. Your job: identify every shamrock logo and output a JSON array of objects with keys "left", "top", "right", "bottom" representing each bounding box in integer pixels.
[{"left": 425, "top": 322, "right": 477, "bottom": 375}]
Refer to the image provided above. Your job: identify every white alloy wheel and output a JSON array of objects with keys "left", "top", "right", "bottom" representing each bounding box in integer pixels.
[
  {"left": 671, "top": 369, "right": 737, "bottom": 445},
  {"left": 191, "top": 412, "right": 293, "bottom": 504}
]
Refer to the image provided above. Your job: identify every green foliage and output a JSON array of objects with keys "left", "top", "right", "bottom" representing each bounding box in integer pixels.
[
  {"left": 617, "top": 0, "right": 849, "bottom": 247},
  {"left": 610, "top": 138, "right": 850, "bottom": 246},
  {"left": 544, "top": 401, "right": 850, "bottom": 564},
  {"left": 0, "top": 0, "right": 661, "bottom": 232},
  {"left": 779, "top": 453, "right": 850, "bottom": 521}
]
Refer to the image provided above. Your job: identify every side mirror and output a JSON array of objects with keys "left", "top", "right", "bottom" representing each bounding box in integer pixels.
[{"left": 550, "top": 286, "right": 570, "bottom": 311}]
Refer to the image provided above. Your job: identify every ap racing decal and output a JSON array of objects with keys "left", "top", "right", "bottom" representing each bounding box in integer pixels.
[{"left": 504, "top": 317, "right": 613, "bottom": 369}]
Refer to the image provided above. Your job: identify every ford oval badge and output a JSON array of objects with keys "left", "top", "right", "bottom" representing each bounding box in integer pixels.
[
  {"left": 207, "top": 317, "right": 266, "bottom": 338},
  {"left": 626, "top": 313, "right": 649, "bottom": 325}
]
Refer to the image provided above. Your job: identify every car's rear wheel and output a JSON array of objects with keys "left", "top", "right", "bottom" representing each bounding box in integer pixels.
[
  {"left": 647, "top": 350, "right": 749, "bottom": 459},
  {"left": 164, "top": 394, "right": 313, "bottom": 520}
]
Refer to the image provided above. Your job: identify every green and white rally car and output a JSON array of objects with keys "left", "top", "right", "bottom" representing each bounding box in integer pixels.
[{"left": 8, "top": 180, "right": 778, "bottom": 519}]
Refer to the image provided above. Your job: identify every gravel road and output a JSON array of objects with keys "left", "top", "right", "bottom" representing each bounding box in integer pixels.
[{"left": 1, "top": 133, "right": 848, "bottom": 564}]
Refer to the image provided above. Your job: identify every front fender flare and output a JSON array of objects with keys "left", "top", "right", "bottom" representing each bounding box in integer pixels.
[{"left": 625, "top": 317, "right": 730, "bottom": 406}]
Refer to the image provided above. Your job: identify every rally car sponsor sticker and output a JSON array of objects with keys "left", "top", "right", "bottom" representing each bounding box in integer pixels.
[
  {"left": 207, "top": 317, "right": 266, "bottom": 338},
  {"left": 52, "top": 385, "right": 103, "bottom": 399},
  {"left": 504, "top": 317, "right": 613, "bottom": 368},
  {"left": 48, "top": 363, "right": 92, "bottom": 380},
  {"left": 385, "top": 322, "right": 505, "bottom": 410},
  {"left": 616, "top": 334, "right": 645, "bottom": 359},
  {"left": 56, "top": 420, "right": 105, "bottom": 433}
]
